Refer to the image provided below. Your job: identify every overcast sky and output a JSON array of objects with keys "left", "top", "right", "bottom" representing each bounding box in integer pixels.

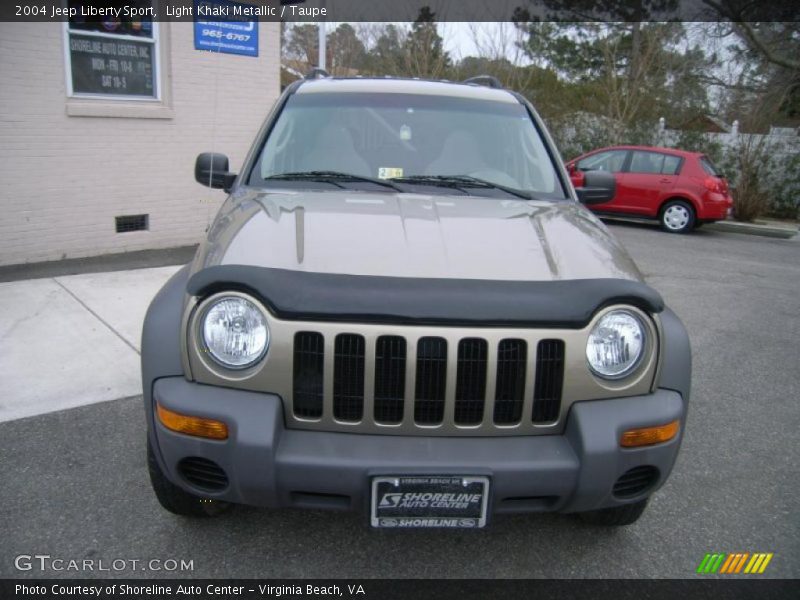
[
  {"left": 315, "top": 21, "right": 734, "bottom": 106},
  {"left": 439, "top": 23, "right": 511, "bottom": 61},
  {"left": 320, "top": 22, "right": 720, "bottom": 66}
]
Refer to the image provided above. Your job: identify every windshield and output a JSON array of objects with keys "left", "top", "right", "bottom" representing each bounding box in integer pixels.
[{"left": 249, "top": 91, "right": 567, "bottom": 199}]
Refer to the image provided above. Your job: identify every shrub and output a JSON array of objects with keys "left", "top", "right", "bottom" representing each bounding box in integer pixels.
[
  {"left": 767, "top": 152, "right": 800, "bottom": 220},
  {"left": 719, "top": 135, "right": 800, "bottom": 222},
  {"left": 548, "top": 115, "right": 657, "bottom": 162}
]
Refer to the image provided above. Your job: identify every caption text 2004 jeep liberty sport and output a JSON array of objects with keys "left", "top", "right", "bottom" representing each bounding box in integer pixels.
[{"left": 142, "top": 75, "right": 691, "bottom": 528}]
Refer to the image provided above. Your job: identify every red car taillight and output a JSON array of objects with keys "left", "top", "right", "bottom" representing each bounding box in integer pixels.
[{"left": 704, "top": 177, "right": 727, "bottom": 194}]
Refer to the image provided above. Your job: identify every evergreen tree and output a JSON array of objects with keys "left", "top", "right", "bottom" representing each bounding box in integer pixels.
[{"left": 402, "top": 7, "right": 450, "bottom": 78}]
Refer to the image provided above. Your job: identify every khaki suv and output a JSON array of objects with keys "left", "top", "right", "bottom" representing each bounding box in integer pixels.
[{"left": 142, "top": 75, "right": 690, "bottom": 528}]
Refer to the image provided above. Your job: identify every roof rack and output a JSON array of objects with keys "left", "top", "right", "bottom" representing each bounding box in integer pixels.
[
  {"left": 305, "top": 68, "right": 330, "bottom": 80},
  {"left": 463, "top": 75, "right": 503, "bottom": 89}
]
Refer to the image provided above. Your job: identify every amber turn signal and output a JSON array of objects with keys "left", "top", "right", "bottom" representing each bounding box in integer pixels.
[
  {"left": 620, "top": 420, "right": 679, "bottom": 448},
  {"left": 157, "top": 403, "right": 228, "bottom": 440}
]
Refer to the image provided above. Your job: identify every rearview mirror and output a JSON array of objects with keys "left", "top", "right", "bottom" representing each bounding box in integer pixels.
[
  {"left": 575, "top": 170, "right": 615, "bottom": 205},
  {"left": 195, "top": 153, "right": 237, "bottom": 191}
]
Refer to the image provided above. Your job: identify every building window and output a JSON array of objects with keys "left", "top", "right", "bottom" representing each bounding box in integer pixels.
[{"left": 64, "top": 0, "right": 159, "bottom": 101}]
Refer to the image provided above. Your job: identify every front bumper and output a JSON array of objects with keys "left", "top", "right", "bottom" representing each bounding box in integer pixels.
[{"left": 148, "top": 377, "right": 686, "bottom": 517}]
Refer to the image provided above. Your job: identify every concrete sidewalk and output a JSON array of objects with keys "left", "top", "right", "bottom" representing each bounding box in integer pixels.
[{"left": 0, "top": 266, "right": 180, "bottom": 422}]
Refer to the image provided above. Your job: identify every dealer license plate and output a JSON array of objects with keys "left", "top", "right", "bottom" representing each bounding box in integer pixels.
[{"left": 371, "top": 476, "right": 489, "bottom": 528}]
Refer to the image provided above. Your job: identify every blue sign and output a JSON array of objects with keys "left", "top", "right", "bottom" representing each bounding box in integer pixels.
[{"left": 194, "top": 0, "right": 258, "bottom": 57}]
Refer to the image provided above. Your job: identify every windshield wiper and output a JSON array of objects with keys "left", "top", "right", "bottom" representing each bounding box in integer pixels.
[
  {"left": 265, "top": 171, "right": 405, "bottom": 192},
  {"left": 389, "top": 175, "right": 532, "bottom": 200}
]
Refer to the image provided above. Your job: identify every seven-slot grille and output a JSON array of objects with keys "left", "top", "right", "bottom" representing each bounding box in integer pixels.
[{"left": 292, "top": 333, "right": 565, "bottom": 431}]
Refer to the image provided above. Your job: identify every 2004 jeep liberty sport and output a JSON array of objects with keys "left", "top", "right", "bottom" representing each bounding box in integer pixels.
[{"left": 142, "top": 75, "right": 690, "bottom": 528}]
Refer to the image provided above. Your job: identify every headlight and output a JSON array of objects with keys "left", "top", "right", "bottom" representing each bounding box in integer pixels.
[
  {"left": 586, "top": 309, "right": 646, "bottom": 379},
  {"left": 201, "top": 296, "right": 269, "bottom": 369}
]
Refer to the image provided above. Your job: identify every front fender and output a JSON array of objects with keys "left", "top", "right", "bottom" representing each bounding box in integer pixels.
[
  {"left": 658, "top": 307, "right": 692, "bottom": 403},
  {"left": 141, "top": 264, "right": 190, "bottom": 428}
]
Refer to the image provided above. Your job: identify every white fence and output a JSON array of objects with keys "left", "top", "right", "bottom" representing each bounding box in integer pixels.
[{"left": 657, "top": 122, "right": 800, "bottom": 163}]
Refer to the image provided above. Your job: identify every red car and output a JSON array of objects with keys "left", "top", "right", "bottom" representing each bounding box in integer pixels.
[{"left": 565, "top": 146, "right": 733, "bottom": 233}]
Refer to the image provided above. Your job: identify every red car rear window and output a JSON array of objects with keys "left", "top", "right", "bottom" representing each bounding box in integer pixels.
[{"left": 700, "top": 156, "right": 721, "bottom": 177}]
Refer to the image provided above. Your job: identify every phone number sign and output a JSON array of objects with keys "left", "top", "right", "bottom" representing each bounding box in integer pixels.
[{"left": 193, "top": 0, "right": 258, "bottom": 57}]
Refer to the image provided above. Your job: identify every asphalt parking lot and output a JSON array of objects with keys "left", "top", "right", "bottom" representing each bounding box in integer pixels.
[{"left": 1, "top": 222, "right": 798, "bottom": 579}]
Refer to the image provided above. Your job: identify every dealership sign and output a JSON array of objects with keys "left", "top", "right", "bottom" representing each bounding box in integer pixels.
[{"left": 194, "top": 0, "right": 258, "bottom": 57}]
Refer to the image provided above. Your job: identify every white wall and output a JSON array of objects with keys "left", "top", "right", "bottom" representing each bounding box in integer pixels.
[{"left": 0, "top": 22, "right": 281, "bottom": 266}]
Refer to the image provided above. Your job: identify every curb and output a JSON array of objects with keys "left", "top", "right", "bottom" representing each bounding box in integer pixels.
[
  {"left": 0, "top": 245, "right": 198, "bottom": 283},
  {"left": 705, "top": 221, "right": 798, "bottom": 240}
]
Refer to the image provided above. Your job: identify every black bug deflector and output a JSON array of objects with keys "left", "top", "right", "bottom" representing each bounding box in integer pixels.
[{"left": 186, "top": 266, "right": 664, "bottom": 328}]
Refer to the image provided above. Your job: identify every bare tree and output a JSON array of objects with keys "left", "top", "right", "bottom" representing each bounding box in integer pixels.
[
  {"left": 597, "top": 24, "right": 678, "bottom": 139},
  {"left": 283, "top": 23, "right": 319, "bottom": 68},
  {"left": 701, "top": 1, "right": 800, "bottom": 71},
  {"left": 694, "top": 2, "right": 799, "bottom": 127},
  {"left": 464, "top": 22, "right": 537, "bottom": 91}
]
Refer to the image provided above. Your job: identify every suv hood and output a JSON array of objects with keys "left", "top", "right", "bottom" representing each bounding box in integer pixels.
[{"left": 191, "top": 189, "right": 642, "bottom": 282}]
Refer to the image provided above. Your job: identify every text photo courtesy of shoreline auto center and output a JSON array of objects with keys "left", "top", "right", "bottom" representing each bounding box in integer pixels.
[{"left": 0, "top": 0, "right": 798, "bottom": 598}]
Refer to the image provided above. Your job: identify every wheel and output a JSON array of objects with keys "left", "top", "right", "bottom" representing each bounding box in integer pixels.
[
  {"left": 660, "top": 200, "right": 695, "bottom": 233},
  {"left": 147, "top": 438, "right": 230, "bottom": 517},
  {"left": 578, "top": 499, "right": 649, "bottom": 526}
]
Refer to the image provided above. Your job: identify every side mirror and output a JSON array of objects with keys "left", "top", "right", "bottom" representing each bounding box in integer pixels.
[
  {"left": 195, "top": 153, "right": 237, "bottom": 191},
  {"left": 575, "top": 170, "right": 616, "bottom": 205}
]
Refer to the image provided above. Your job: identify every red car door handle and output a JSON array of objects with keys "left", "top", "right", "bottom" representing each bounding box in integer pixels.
[{"left": 659, "top": 178, "right": 672, "bottom": 183}]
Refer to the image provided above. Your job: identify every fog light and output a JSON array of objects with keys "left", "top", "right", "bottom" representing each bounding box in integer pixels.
[
  {"left": 620, "top": 420, "right": 679, "bottom": 448},
  {"left": 157, "top": 404, "right": 228, "bottom": 440}
]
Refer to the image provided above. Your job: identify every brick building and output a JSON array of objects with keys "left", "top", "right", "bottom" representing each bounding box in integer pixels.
[{"left": 0, "top": 19, "right": 280, "bottom": 266}]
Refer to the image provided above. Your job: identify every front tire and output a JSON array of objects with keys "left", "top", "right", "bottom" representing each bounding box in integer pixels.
[
  {"left": 578, "top": 499, "right": 649, "bottom": 526},
  {"left": 147, "top": 438, "right": 230, "bottom": 518},
  {"left": 660, "top": 200, "right": 695, "bottom": 234}
]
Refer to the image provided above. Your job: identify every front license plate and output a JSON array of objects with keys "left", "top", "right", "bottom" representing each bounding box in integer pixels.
[{"left": 371, "top": 476, "right": 489, "bottom": 528}]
